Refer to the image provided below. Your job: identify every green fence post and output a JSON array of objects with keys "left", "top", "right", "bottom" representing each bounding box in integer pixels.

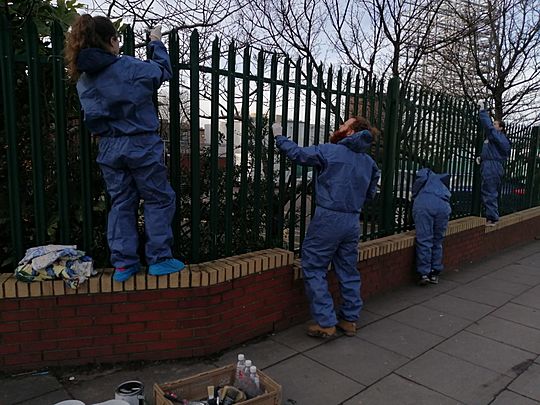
[
  {"left": 526, "top": 127, "right": 540, "bottom": 208},
  {"left": 52, "top": 21, "right": 70, "bottom": 243},
  {"left": 209, "top": 36, "right": 220, "bottom": 259},
  {"left": 381, "top": 76, "right": 400, "bottom": 235},
  {"left": 190, "top": 30, "right": 201, "bottom": 263},
  {"left": 25, "top": 19, "right": 47, "bottom": 245},
  {"left": 168, "top": 29, "right": 182, "bottom": 257},
  {"left": 0, "top": 14, "right": 23, "bottom": 260},
  {"left": 471, "top": 106, "right": 483, "bottom": 216}
]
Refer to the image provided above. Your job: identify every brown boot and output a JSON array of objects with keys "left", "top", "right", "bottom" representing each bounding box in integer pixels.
[
  {"left": 306, "top": 323, "right": 336, "bottom": 338},
  {"left": 336, "top": 320, "right": 357, "bottom": 337}
]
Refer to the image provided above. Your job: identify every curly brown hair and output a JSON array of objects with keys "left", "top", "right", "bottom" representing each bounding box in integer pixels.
[
  {"left": 65, "top": 14, "right": 117, "bottom": 81},
  {"left": 329, "top": 116, "right": 380, "bottom": 144}
]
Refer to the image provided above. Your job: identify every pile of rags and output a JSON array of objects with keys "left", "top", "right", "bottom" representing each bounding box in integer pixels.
[{"left": 15, "top": 245, "right": 95, "bottom": 289}]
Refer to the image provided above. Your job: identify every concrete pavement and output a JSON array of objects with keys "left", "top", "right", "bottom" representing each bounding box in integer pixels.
[{"left": 1, "top": 240, "right": 540, "bottom": 405}]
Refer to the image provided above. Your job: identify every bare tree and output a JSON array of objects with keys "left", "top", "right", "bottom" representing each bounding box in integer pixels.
[{"left": 440, "top": 0, "right": 540, "bottom": 123}]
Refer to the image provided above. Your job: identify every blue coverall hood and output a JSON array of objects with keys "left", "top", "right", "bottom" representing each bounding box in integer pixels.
[
  {"left": 76, "top": 40, "right": 172, "bottom": 136},
  {"left": 77, "top": 48, "right": 118, "bottom": 74},
  {"left": 275, "top": 130, "right": 380, "bottom": 214},
  {"left": 412, "top": 168, "right": 451, "bottom": 202},
  {"left": 338, "top": 130, "right": 373, "bottom": 153}
]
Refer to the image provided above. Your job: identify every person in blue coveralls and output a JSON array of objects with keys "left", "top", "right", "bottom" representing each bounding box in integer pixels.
[
  {"left": 65, "top": 15, "right": 184, "bottom": 282},
  {"left": 477, "top": 101, "right": 511, "bottom": 226},
  {"left": 411, "top": 168, "right": 451, "bottom": 286},
  {"left": 272, "top": 117, "right": 380, "bottom": 338}
]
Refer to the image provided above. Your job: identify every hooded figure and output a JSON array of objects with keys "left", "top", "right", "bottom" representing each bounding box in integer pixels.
[
  {"left": 66, "top": 16, "right": 184, "bottom": 281},
  {"left": 478, "top": 108, "right": 511, "bottom": 225},
  {"left": 272, "top": 119, "right": 380, "bottom": 338},
  {"left": 412, "top": 168, "right": 451, "bottom": 285}
]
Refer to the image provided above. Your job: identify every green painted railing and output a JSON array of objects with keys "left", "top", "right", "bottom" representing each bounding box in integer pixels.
[{"left": 0, "top": 19, "right": 539, "bottom": 271}]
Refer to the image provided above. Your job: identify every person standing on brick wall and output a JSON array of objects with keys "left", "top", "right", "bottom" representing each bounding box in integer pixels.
[
  {"left": 271, "top": 118, "right": 380, "bottom": 338},
  {"left": 65, "top": 15, "right": 185, "bottom": 282},
  {"left": 411, "top": 168, "right": 451, "bottom": 286},
  {"left": 477, "top": 102, "right": 511, "bottom": 226}
]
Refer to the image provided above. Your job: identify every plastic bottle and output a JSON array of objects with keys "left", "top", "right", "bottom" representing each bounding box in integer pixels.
[
  {"left": 243, "top": 359, "right": 252, "bottom": 376},
  {"left": 249, "top": 365, "right": 260, "bottom": 391},
  {"left": 235, "top": 354, "right": 245, "bottom": 381}
]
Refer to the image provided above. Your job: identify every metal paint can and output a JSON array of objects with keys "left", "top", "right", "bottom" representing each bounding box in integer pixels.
[{"left": 114, "top": 380, "right": 145, "bottom": 405}]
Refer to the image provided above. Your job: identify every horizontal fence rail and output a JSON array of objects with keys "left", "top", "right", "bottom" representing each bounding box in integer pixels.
[{"left": 0, "top": 18, "right": 539, "bottom": 271}]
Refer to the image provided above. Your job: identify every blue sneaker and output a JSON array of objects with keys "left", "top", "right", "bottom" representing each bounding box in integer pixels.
[
  {"left": 148, "top": 258, "right": 185, "bottom": 276},
  {"left": 113, "top": 263, "right": 141, "bottom": 282}
]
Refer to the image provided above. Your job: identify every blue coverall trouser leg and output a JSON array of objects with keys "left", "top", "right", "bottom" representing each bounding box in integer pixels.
[
  {"left": 97, "top": 134, "right": 176, "bottom": 268},
  {"left": 301, "top": 207, "right": 362, "bottom": 328},
  {"left": 413, "top": 198, "right": 451, "bottom": 276},
  {"left": 481, "top": 161, "right": 503, "bottom": 222}
]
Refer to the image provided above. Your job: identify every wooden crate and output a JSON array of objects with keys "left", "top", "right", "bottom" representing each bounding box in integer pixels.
[{"left": 154, "top": 364, "right": 281, "bottom": 405}]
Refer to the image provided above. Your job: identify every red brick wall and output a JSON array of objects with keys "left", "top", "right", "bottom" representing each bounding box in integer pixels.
[{"left": 1, "top": 215, "right": 539, "bottom": 371}]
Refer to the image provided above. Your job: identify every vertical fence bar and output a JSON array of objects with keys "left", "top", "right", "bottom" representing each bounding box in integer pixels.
[
  {"left": 353, "top": 73, "right": 360, "bottom": 117},
  {"left": 0, "top": 14, "right": 23, "bottom": 259},
  {"left": 25, "top": 20, "right": 46, "bottom": 245},
  {"left": 265, "top": 53, "right": 278, "bottom": 247},
  {"left": 344, "top": 71, "right": 351, "bottom": 120},
  {"left": 240, "top": 46, "right": 250, "bottom": 250},
  {"left": 334, "top": 67, "right": 343, "bottom": 130},
  {"left": 312, "top": 63, "right": 323, "bottom": 217},
  {"left": 168, "top": 29, "right": 182, "bottom": 257},
  {"left": 526, "top": 127, "right": 538, "bottom": 208},
  {"left": 189, "top": 30, "right": 201, "bottom": 262},
  {"left": 299, "top": 61, "right": 312, "bottom": 247},
  {"left": 471, "top": 103, "right": 483, "bottom": 216},
  {"left": 52, "top": 21, "right": 70, "bottom": 243},
  {"left": 79, "top": 110, "right": 93, "bottom": 253},
  {"left": 323, "top": 67, "right": 333, "bottom": 143},
  {"left": 123, "top": 26, "right": 135, "bottom": 56},
  {"left": 224, "top": 42, "right": 236, "bottom": 256},
  {"left": 253, "top": 50, "right": 264, "bottom": 241},
  {"left": 288, "top": 58, "right": 302, "bottom": 251},
  {"left": 277, "top": 57, "right": 290, "bottom": 246},
  {"left": 209, "top": 37, "right": 220, "bottom": 259},
  {"left": 381, "top": 76, "right": 400, "bottom": 235}
]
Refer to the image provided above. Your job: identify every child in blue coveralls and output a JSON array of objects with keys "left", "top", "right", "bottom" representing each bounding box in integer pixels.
[
  {"left": 65, "top": 15, "right": 184, "bottom": 281},
  {"left": 477, "top": 103, "right": 511, "bottom": 226},
  {"left": 272, "top": 117, "right": 380, "bottom": 338},
  {"left": 412, "top": 168, "right": 451, "bottom": 286}
]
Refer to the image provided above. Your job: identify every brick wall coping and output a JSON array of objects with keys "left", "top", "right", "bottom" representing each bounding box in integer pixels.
[{"left": 2, "top": 207, "right": 539, "bottom": 300}]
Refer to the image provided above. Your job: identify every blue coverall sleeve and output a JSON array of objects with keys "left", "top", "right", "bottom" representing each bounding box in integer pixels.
[
  {"left": 132, "top": 40, "right": 172, "bottom": 89},
  {"left": 412, "top": 169, "right": 430, "bottom": 198},
  {"left": 275, "top": 135, "right": 325, "bottom": 168},
  {"left": 366, "top": 164, "right": 381, "bottom": 201},
  {"left": 479, "top": 109, "right": 511, "bottom": 156}
]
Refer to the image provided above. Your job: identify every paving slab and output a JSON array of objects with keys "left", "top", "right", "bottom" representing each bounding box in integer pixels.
[
  {"left": 304, "top": 336, "right": 409, "bottom": 386},
  {"left": 441, "top": 265, "right": 496, "bottom": 284},
  {"left": 264, "top": 354, "right": 364, "bottom": 405},
  {"left": 389, "top": 305, "right": 472, "bottom": 337},
  {"left": 512, "top": 286, "right": 540, "bottom": 310},
  {"left": 396, "top": 349, "right": 512, "bottom": 404},
  {"left": 0, "top": 374, "right": 65, "bottom": 405},
  {"left": 422, "top": 293, "right": 495, "bottom": 321},
  {"left": 466, "top": 315, "right": 540, "bottom": 354},
  {"left": 270, "top": 323, "right": 327, "bottom": 353},
  {"left": 490, "top": 390, "right": 540, "bottom": 405},
  {"left": 435, "top": 330, "right": 536, "bottom": 377},
  {"left": 447, "top": 284, "right": 514, "bottom": 307},
  {"left": 358, "top": 318, "right": 444, "bottom": 359},
  {"left": 342, "top": 373, "right": 462, "bottom": 405},
  {"left": 215, "top": 336, "right": 297, "bottom": 369},
  {"left": 515, "top": 251, "right": 540, "bottom": 267},
  {"left": 488, "top": 265, "right": 540, "bottom": 286},
  {"left": 492, "top": 302, "right": 540, "bottom": 330},
  {"left": 15, "top": 389, "right": 73, "bottom": 405},
  {"left": 467, "top": 275, "right": 532, "bottom": 295},
  {"left": 384, "top": 280, "right": 460, "bottom": 305},
  {"left": 362, "top": 292, "right": 417, "bottom": 316},
  {"left": 508, "top": 362, "right": 540, "bottom": 401}
]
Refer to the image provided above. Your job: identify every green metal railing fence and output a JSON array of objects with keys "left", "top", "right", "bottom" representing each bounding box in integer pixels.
[{"left": 1, "top": 18, "right": 539, "bottom": 271}]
